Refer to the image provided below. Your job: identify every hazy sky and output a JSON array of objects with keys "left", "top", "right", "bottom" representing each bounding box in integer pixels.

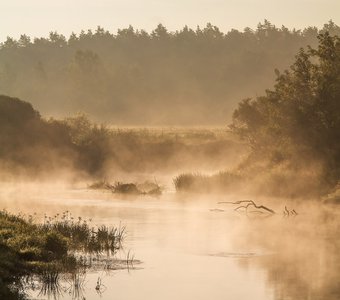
[{"left": 1, "top": 0, "right": 339, "bottom": 41}]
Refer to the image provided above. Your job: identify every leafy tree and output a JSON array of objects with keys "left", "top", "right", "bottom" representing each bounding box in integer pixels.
[
  {"left": 18, "top": 34, "right": 31, "bottom": 47},
  {"left": 152, "top": 23, "right": 170, "bottom": 40},
  {"left": 231, "top": 33, "right": 340, "bottom": 190},
  {"left": 49, "top": 31, "right": 67, "bottom": 47}
]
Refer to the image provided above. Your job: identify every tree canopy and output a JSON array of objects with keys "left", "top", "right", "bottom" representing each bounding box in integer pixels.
[
  {"left": 1, "top": 21, "right": 339, "bottom": 125},
  {"left": 231, "top": 33, "right": 340, "bottom": 190}
]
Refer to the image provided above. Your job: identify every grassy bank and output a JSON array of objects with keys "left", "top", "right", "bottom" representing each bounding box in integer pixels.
[{"left": 0, "top": 210, "right": 125, "bottom": 298}]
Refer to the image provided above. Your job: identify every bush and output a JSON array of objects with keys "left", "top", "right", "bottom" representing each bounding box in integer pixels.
[
  {"left": 44, "top": 232, "right": 68, "bottom": 260},
  {"left": 230, "top": 33, "right": 340, "bottom": 196}
]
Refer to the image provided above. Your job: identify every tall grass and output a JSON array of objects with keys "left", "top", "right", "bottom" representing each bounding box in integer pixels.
[
  {"left": 40, "top": 211, "right": 125, "bottom": 255},
  {"left": 0, "top": 210, "right": 127, "bottom": 298},
  {"left": 173, "top": 171, "right": 243, "bottom": 193}
]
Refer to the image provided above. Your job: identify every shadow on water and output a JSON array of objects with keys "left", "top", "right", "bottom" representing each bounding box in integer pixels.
[{"left": 37, "top": 271, "right": 63, "bottom": 300}]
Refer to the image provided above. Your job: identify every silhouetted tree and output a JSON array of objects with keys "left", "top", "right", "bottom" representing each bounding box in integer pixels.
[{"left": 231, "top": 33, "right": 340, "bottom": 189}]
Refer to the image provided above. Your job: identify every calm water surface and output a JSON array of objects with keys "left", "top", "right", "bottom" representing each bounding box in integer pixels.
[{"left": 1, "top": 183, "right": 339, "bottom": 300}]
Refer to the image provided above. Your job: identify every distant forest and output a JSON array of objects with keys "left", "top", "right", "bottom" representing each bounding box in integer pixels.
[{"left": 0, "top": 20, "right": 339, "bottom": 125}]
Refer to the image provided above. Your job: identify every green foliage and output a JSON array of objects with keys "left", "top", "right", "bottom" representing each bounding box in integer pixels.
[
  {"left": 62, "top": 113, "right": 112, "bottom": 173},
  {"left": 0, "top": 210, "right": 125, "bottom": 297},
  {"left": 0, "top": 95, "right": 39, "bottom": 127},
  {"left": 0, "top": 95, "right": 77, "bottom": 174},
  {"left": 40, "top": 211, "right": 124, "bottom": 254},
  {"left": 44, "top": 232, "right": 68, "bottom": 259},
  {"left": 231, "top": 33, "right": 340, "bottom": 194}
]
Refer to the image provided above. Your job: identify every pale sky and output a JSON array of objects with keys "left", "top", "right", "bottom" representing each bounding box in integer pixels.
[{"left": 0, "top": 0, "right": 339, "bottom": 42}]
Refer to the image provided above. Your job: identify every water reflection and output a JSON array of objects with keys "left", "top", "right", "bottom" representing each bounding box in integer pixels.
[
  {"left": 1, "top": 184, "right": 340, "bottom": 300},
  {"left": 235, "top": 208, "right": 340, "bottom": 300},
  {"left": 24, "top": 256, "right": 139, "bottom": 300}
]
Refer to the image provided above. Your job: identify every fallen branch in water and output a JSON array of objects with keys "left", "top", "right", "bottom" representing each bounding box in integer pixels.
[{"left": 218, "top": 200, "right": 276, "bottom": 214}]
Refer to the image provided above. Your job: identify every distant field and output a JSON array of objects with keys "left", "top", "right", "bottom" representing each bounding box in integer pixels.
[
  {"left": 101, "top": 126, "right": 246, "bottom": 176},
  {"left": 107, "top": 126, "right": 236, "bottom": 143}
]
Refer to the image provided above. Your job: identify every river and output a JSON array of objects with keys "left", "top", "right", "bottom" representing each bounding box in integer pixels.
[{"left": 1, "top": 183, "right": 339, "bottom": 300}]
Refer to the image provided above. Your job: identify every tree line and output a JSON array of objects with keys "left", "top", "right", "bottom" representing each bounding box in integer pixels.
[{"left": 1, "top": 20, "right": 339, "bottom": 125}]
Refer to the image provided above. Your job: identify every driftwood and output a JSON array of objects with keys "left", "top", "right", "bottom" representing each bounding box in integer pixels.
[
  {"left": 217, "top": 200, "right": 298, "bottom": 216},
  {"left": 218, "top": 200, "right": 276, "bottom": 214}
]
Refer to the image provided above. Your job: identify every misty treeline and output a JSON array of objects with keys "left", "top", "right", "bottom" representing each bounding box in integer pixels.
[
  {"left": 0, "top": 95, "right": 241, "bottom": 178},
  {"left": 175, "top": 33, "right": 340, "bottom": 197},
  {"left": 1, "top": 20, "right": 339, "bottom": 125},
  {"left": 231, "top": 32, "right": 340, "bottom": 196}
]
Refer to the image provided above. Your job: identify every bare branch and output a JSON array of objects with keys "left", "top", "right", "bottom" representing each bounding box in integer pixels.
[{"left": 218, "top": 200, "right": 276, "bottom": 214}]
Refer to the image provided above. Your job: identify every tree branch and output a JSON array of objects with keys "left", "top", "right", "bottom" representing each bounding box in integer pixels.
[{"left": 218, "top": 200, "right": 276, "bottom": 214}]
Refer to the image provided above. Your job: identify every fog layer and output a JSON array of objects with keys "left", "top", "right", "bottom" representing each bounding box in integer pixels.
[{"left": 1, "top": 21, "right": 339, "bottom": 125}]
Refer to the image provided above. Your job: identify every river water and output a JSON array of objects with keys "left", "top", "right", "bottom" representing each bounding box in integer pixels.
[{"left": 1, "top": 183, "right": 340, "bottom": 300}]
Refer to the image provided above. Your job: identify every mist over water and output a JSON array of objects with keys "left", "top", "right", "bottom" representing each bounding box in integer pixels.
[
  {"left": 1, "top": 183, "right": 339, "bottom": 300},
  {"left": 1, "top": 16, "right": 340, "bottom": 300}
]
